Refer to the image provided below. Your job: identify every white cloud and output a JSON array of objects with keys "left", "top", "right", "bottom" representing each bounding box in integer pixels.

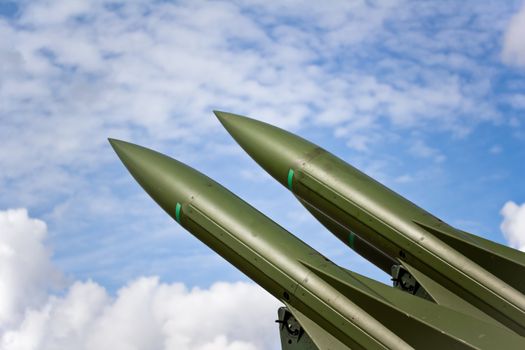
[
  {"left": 408, "top": 139, "right": 446, "bottom": 163},
  {"left": 0, "top": 0, "right": 403, "bottom": 209},
  {"left": 0, "top": 208, "right": 280, "bottom": 350},
  {"left": 500, "top": 201, "right": 525, "bottom": 251},
  {"left": 502, "top": 3, "right": 525, "bottom": 67},
  {"left": 2, "top": 279, "right": 279, "bottom": 350},
  {"left": 0, "top": 0, "right": 508, "bottom": 206},
  {"left": 0, "top": 209, "right": 61, "bottom": 328}
]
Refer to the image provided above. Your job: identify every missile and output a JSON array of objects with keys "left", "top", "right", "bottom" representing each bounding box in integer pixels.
[
  {"left": 215, "top": 111, "right": 525, "bottom": 335},
  {"left": 109, "top": 138, "right": 525, "bottom": 349}
]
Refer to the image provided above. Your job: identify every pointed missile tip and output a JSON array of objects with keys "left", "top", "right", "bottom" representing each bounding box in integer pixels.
[
  {"left": 213, "top": 111, "right": 255, "bottom": 140},
  {"left": 107, "top": 137, "right": 127, "bottom": 153},
  {"left": 213, "top": 111, "right": 242, "bottom": 138},
  {"left": 213, "top": 110, "right": 237, "bottom": 126},
  {"left": 212, "top": 109, "right": 225, "bottom": 117},
  {"left": 107, "top": 138, "right": 138, "bottom": 162},
  {"left": 108, "top": 137, "right": 119, "bottom": 150}
]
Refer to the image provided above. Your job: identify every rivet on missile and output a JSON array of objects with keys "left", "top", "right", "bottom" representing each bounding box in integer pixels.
[
  {"left": 287, "top": 169, "right": 294, "bottom": 190},
  {"left": 175, "top": 202, "right": 182, "bottom": 223}
]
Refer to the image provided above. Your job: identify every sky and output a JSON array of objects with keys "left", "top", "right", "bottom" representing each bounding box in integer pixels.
[{"left": 1, "top": 0, "right": 525, "bottom": 349}]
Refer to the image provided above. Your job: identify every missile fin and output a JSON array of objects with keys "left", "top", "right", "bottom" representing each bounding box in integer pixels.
[
  {"left": 399, "top": 260, "right": 501, "bottom": 325},
  {"left": 414, "top": 221, "right": 525, "bottom": 294},
  {"left": 299, "top": 260, "right": 525, "bottom": 349}
]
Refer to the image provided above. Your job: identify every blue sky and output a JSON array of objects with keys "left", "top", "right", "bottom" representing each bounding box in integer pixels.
[{"left": 1, "top": 1, "right": 525, "bottom": 349}]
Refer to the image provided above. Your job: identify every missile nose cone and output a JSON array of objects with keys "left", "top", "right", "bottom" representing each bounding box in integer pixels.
[
  {"left": 108, "top": 137, "right": 122, "bottom": 149},
  {"left": 108, "top": 138, "right": 136, "bottom": 165},
  {"left": 213, "top": 110, "right": 237, "bottom": 130},
  {"left": 108, "top": 137, "right": 119, "bottom": 148},
  {"left": 214, "top": 111, "right": 257, "bottom": 150},
  {"left": 108, "top": 138, "right": 156, "bottom": 180},
  {"left": 108, "top": 138, "right": 198, "bottom": 219},
  {"left": 215, "top": 111, "right": 318, "bottom": 188}
]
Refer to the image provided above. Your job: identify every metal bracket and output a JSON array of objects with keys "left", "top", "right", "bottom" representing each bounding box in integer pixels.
[
  {"left": 276, "top": 307, "right": 319, "bottom": 350},
  {"left": 391, "top": 264, "right": 431, "bottom": 300}
]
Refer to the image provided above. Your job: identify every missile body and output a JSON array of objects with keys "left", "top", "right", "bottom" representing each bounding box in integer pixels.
[
  {"left": 215, "top": 111, "right": 525, "bottom": 335},
  {"left": 109, "top": 139, "right": 525, "bottom": 350},
  {"left": 109, "top": 139, "right": 405, "bottom": 350}
]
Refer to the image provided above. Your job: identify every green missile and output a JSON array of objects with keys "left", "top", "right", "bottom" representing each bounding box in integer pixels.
[
  {"left": 109, "top": 138, "right": 525, "bottom": 349},
  {"left": 215, "top": 111, "right": 525, "bottom": 335}
]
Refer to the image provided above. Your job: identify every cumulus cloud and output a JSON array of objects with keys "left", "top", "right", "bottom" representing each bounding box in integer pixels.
[
  {"left": 500, "top": 201, "right": 525, "bottom": 252},
  {"left": 2, "top": 279, "right": 278, "bottom": 350},
  {"left": 502, "top": 3, "right": 525, "bottom": 67},
  {"left": 0, "top": 208, "right": 280, "bottom": 350},
  {"left": 0, "top": 209, "right": 61, "bottom": 328}
]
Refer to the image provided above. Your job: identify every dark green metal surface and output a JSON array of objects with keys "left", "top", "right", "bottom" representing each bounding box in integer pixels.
[
  {"left": 110, "top": 138, "right": 525, "bottom": 349},
  {"left": 215, "top": 111, "right": 525, "bottom": 336}
]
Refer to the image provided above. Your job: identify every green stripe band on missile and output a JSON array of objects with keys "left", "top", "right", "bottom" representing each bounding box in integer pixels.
[
  {"left": 348, "top": 231, "right": 356, "bottom": 249},
  {"left": 287, "top": 169, "right": 294, "bottom": 190},
  {"left": 175, "top": 203, "right": 182, "bottom": 223}
]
